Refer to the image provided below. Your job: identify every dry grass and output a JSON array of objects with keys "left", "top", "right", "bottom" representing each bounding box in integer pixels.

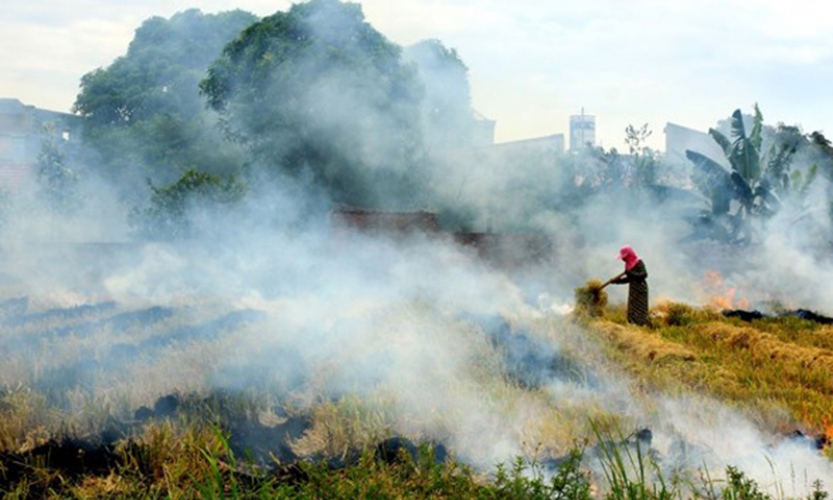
[
  {"left": 118, "top": 420, "right": 232, "bottom": 494},
  {"left": 591, "top": 321, "right": 697, "bottom": 364},
  {"left": 0, "top": 389, "right": 55, "bottom": 454},
  {"left": 1, "top": 291, "right": 832, "bottom": 496},
  {"left": 593, "top": 301, "right": 833, "bottom": 447},
  {"left": 700, "top": 322, "right": 833, "bottom": 374},
  {"left": 574, "top": 279, "right": 608, "bottom": 318},
  {"left": 749, "top": 318, "right": 833, "bottom": 351},
  {"left": 291, "top": 396, "right": 394, "bottom": 459}
]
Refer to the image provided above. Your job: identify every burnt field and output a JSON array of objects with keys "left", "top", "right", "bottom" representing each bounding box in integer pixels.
[
  {"left": 1, "top": 282, "right": 832, "bottom": 498},
  {"left": 6, "top": 0, "right": 833, "bottom": 496},
  {"left": 0, "top": 215, "right": 831, "bottom": 498}
]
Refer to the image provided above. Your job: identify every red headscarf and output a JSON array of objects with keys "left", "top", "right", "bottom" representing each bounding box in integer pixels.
[{"left": 617, "top": 245, "right": 640, "bottom": 271}]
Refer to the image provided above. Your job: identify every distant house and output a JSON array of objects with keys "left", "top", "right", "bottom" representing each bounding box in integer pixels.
[
  {"left": 664, "top": 122, "right": 728, "bottom": 168},
  {"left": 494, "top": 134, "right": 565, "bottom": 156},
  {"left": 330, "top": 206, "right": 553, "bottom": 269},
  {"left": 331, "top": 207, "right": 441, "bottom": 236},
  {"left": 0, "top": 98, "right": 82, "bottom": 190},
  {"left": 471, "top": 110, "right": 496, "bottom": 147}
]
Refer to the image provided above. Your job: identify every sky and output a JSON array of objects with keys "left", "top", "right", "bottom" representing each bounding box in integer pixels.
[{"left": 3, "top": 0, "right": 833, "bottom": 151}]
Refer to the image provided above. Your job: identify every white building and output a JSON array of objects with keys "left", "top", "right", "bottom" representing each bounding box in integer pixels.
[
  {"left": 569, "top": 110, "right": 595, "bottom": 151},
  {"left": 664, "top": 122, "right": 728, "bottom": 168},
  {"left": 494, "top": 134, "right": 565, "bottom": 155},
  {"left": 0, "top": 98, "right": 81, "bottom": 189}
]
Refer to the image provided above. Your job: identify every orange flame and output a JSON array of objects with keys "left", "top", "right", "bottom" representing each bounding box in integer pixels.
[{"left": 702, "top": 271, "right": 749, "bottom": 310}]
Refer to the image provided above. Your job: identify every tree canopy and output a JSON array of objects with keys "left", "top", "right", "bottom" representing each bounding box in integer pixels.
[
  {"left": 73, "top": 9, "right": 257, "bottom": 190},
  {"left": 200, "top": 0, "right": 426, "bottom": 208},
  {"left": 63, "top": 2, "right": 833, "bottom": 244}
]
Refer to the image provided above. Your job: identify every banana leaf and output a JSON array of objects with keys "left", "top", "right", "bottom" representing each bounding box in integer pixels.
[
  {"left": 728, "top": 109, "right": 761, "bottom": 182},
  {"left": 686, "top": 150, "right": 730, "bottom": 181},
  {"left": 764, "top": 142, "right": 795, "bottom": 192},
  {"left": 686, "top": 149, "right": 732, "bottom": 215},
  {"left": 709, "top": 128, "right": 732, "bottom": 157},
  {"left": 730, "top": 109, "right": 747, "bottom": 139},
  {"left": 730, "top": 171, "right": 753, "bottom": 208},
  {"left": 732, "top": 140, "right": 761, "bottom": 183},
  {"left": 749, "top": 104, "right": 763, "bottom": 151},
  {"left": 754, "top": 178, "right": 781, "bottom": 215}
]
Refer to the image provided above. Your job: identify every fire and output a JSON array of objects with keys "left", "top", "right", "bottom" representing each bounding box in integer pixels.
[
  {"left": 702, "top": 270, "right": 749, "bottom": 310},
  {"left": 825, "top": 418, "right": 833, "bottom": 440}
]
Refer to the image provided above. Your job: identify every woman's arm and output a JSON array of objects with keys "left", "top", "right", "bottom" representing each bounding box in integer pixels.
[{"left": 610, "top": 273, "right": 630, "bottom": 284}]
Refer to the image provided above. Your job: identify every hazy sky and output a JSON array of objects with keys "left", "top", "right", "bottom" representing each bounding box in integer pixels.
[{"left": 3, "top": 0, "right": 833, "bottom": 150}]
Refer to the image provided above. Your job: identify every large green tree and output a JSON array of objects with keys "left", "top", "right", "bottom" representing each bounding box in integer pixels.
[
  {"left": 200, "top": 0, "right": 426, "bottom": 208},
  {"left": 73, "top": 9, "right": 257, "bottom": 192}
]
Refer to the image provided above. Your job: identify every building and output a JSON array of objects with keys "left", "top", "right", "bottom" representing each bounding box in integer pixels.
[
  {"left": 330, "top": 206, "right": 553, "bottom": 269},
  {"left": 569, "top": 110, "right": 595, "bottom": 151},
  {"left": 471, "top": 110, "right": 496, "bottom": 147},
  {"left": 493, "top": 134, "right": 565, "bottom": 156},
  {"left": 0, "top": 98, "right": 82, "bottom": 189},
  {"left": 664, "top": 122, "right": 728, "bottom": 168},
  {"left": 331, "top": 207, "right": 440, "bottom": 236}
]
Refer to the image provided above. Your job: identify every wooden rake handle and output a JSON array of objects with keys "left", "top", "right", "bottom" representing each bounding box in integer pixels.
[{"left": 601, "top": 271, "right": 627, "bottom": 289}]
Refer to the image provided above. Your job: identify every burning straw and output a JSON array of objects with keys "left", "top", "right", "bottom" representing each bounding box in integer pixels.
[{"left": 574, "top": 279, "right": 608, "bottom": 318}]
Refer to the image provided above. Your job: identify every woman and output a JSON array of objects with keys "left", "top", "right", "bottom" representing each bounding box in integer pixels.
[{"left": 610, "top": 245, "right": 650, "bottom": 326}]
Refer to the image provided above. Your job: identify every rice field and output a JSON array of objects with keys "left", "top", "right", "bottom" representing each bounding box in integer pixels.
[
  {"left": 0, "top": 277, "right": 831, "bottom": 497},
  {"left": 594, "top": 302, "right": 833, "bottom": 452}
]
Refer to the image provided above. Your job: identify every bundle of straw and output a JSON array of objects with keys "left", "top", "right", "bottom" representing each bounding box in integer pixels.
[{"left": 574, "top": 279, "right": 608, "bottom": 317}]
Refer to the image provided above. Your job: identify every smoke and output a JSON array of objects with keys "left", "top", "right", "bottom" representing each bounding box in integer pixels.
[
  {"left": 646, "top": 397, "right": 833, "bottom": 496},
  {"left": 2, "top": 151, "right": 831, "bottom": 492},
  {"left": 1, "top": 1, "right": 832, "bottom": 494}
]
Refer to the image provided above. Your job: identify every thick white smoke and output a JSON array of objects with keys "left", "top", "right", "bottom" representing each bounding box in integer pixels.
[{"left": 1, "top": 3, "right": 832, "bottom": 495}]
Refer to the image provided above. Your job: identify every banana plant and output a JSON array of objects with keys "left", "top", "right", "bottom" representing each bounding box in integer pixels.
[{"left": 685, "top": 105, "right": 806, "bottom": 243}]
